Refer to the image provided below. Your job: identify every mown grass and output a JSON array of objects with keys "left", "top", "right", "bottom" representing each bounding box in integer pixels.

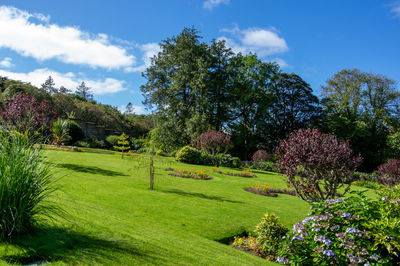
[{"left": 0, "top": 150, "right": 315, "bottom": 265}]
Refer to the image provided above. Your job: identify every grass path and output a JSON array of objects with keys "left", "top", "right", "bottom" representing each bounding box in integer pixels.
[{"left": 0, "top": 151, "right": 310, "bottom": 265}]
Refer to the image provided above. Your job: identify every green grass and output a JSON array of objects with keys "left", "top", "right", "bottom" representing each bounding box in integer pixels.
[{"left": 0, "top": 150, "right": 312, "bottom": 265}]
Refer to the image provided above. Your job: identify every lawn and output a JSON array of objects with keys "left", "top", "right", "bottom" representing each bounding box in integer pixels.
[{"left": 0, "top": 150, "right": 312, "bottom": 265}]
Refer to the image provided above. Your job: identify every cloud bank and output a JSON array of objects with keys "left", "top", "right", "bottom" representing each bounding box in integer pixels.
[{"left": 0, "top": 6, "right": 135, "bottom": 69}]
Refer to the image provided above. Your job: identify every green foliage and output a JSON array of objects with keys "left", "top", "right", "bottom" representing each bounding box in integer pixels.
[
  {"left": 249, "top": 161, "right": 279, "bottom": 172},
  {"left": 64, "top": 120, "right": 84, "bottom": 144},
  {"left": 255, "top": 213, "right": 288, "bottom": 256},
  {"left": 51, "top": 118, "right": 71, "bottom": 145},
  {"left": 321, "top": 68, "right": 400, "bottom": 171},
  {"left": 156, "top": 149, "right": 165, "bottom": 156},
  {"left": 232, "top": 157, "right": 242, "bottom": 168},
  {"left": 175, "top": 146, "right": 201, "bottom": 164},
  {"left": 0, "top": 130, "right": 57, "bottom": 240},
  {"left": 388, "top": 131, "right": 400, "bottom": 159},
  {"left": 75, "top": 136, "right": 105, "bottom": 149},
  {"left": 114, "top": 133, "right": 130, "bottom": 158},
  {"left": 105, "top": 135, "right": 119, "bottom": 148},
  {"left": 278, "top": 190, "right": 400, "bottom": 264}
]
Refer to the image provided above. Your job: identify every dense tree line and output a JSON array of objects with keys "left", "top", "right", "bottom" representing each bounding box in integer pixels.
[
  {"left": 141, "top": 27, "right": 400, "bottom": 171},
  {"left": 0, "top": 76, "right": 154, "bottom": 138}
]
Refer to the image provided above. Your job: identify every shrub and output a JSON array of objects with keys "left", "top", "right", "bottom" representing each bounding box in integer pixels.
[
  {"left": 278, "top": 189, "right": 400, "bottom": 265},
  {"left": 0, "top": 94, "right": 57, "bottom": 138},
  {"left": 0, "top": 130, "right": 57, "bottom": 240},
  {"left": 156, "top": 149, "right": 165, "bottom": 156},
  {"left": 377, "top": 159, "right": 400, "bottom": 186},
  {"left": 64, "top": 120, "right": 84, "bottom": 144},
  {"left": 200, "top": 152, "right": 213, "bottom": 165},
  {"left": 232, "top": 157, "right": 242, "bottom": 168},
  {"left": 278, "top": 128, "right": 362, "bottom": 202},
  {"left": 252, "top": 150, "right": 270, "bottom": 163},
  {"left": 175, "top": 146, "right": 202, "bottom": 164},
  {"left": 195, "top": 130, "right": 231, "bottom": 156},
  {"left": 216, "top": 153, "right": 236, "bottom": 167},
  {"left": 255, "top": 214, "right": 288, "bottom": 256},
  {"left": 250, "top": 161, "right": 279, "bottom": 172},
  {"left": 105, "top": 135, "right": 119, "bottom": 148},
  {"left": 131, "top": 138, "right": 147, "bottom": 152}
]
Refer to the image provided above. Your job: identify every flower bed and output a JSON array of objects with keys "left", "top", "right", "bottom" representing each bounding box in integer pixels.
[
  {"left": 226, "top": 169, "right": 256, "bottom": 178},
  {"left": 166, "top": 168, "right": 212, "bottom": 180},
  {"left": 245, "top": 184, "right": 296, "bottom": 197}
]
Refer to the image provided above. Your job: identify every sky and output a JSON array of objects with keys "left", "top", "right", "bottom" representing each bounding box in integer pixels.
[{"left": 0, "top": 0, "right": 399, "bottom": 114}]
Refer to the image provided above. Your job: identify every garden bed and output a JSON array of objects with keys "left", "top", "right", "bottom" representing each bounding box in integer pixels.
[
  {"left": 245, "top": 184, "right": 296, "bottom": 197},
  {"left": 165, "top": 168, "right": 212, "bottom": 180}
]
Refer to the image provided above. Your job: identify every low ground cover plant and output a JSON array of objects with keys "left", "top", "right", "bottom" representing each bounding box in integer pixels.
[{"left": 0, "top": 129, "right": 57, "bottom": 240}]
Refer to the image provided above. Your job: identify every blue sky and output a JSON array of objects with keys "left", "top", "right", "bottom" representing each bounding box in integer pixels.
[{"left": 0, "top": 0, "right": 399, "bottom": 114}]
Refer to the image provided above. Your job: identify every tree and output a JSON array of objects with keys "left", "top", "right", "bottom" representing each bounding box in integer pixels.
[
  {"left": 278, "top": 128, "right": 362, "bottom": 202},
  {"left": 41, "top": 76, "right": 58, "bottom": 94},
  {"left": 59, "top": 86, "right": 71, "bottom": 94},
  {"left": 125, "top": 102, "right": 133, "bottom": 114},
  {"left": 114, "top": 133, "right": 130, "bottom": 158},
  {"left": 322, "top": 69, "right": 400, "bottom": 170},
  {"left": 226, "top": 54, "right": 279, "bottom": 159},
  {"left": 75, "top": 82, "right": 93, "bottom": 100},
  {"left": 263, "top": 73, "right": 321, "bottom": 148},
  {"left": 141, "top": 27, "right": 211, "bottom": 150}
]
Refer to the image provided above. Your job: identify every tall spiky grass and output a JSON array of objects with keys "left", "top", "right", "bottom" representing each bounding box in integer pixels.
[{"left": 0, "top": 129, "right": 57, "bottom": 240}]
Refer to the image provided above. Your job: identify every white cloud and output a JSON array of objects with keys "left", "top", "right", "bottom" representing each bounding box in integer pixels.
[
  {"left": 272, "top": 58, "right": 289, "bottom": 68},
  {"left": 0, "top": 57, "right": 13, "bottom": 68},
  {"left": 118, "top": 104, "right": 145, "bottom": 115},
  {"left": 203, "top": 0, "right": 230, "bottom": 10},
  {"left": 125, "top": 42, "right": 161, "bottom": 72},
  {"left": 0, "top": 6, "right": 135, "bottom": 69},
  {"left": 219, "top": 26, "right": 288, "bottom": 57},
  {"left": 390, "top": 2, "right": 400, "bottom": 16},
  {"left": 0, "top": 68, "right": 127, "bottom": 95}
]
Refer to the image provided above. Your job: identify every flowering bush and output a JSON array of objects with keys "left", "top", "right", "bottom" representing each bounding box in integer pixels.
[
  {"left": 251, "top": 150, "right": 271, "bottom": 163},
  {"left": 377, "top": 159, "right": 400, "bottom": 187},
  {"left": 278, "top": 128, "right": 362, "bottom": 202},
  {"left": 276, "top": 189, "right": 400, "bottom": 265},
  {"left": 195, "top": 130, "right": 231, "bottom": 155}
]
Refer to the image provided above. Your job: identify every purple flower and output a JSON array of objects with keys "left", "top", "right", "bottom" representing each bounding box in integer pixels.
[
  {"left": 325, "top": 199, "right": 344, "bottom": 204},
  {"left": 291, "top": 236, "right": 304, "bottom": 242},
  {"left": 346, "top": 227, "right": 358, "bottom": 234},
  {"left": 276, "top": 257, "right": 289, "bottom": 264},
  {"left": 330, "top": 225, "right": 340, "bottom": 231},
  {"left": 382, "top": 196, "right": 389, "bottom": 201},
  {"left": 303, "top": 217, "right": 313, "bottom": 223},
  {"left": 322, "top": 238, "right": 332, "bottom": 246},
  {"left": 369, "top": 254, "right": 381, "bottom": 261},
  {"left": 342, "top": 212, "right": 351, "bottom": 218},
  {"left": 314, "top": 235, "right": 325, "bottom": 242},
  {"left": 323, "top": 249, "right": 335, "bottom": 257}
]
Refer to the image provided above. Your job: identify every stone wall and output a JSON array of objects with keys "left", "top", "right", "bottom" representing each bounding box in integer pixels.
[{"left": 72, "top": 119, "right": 121, "bottom": 140}]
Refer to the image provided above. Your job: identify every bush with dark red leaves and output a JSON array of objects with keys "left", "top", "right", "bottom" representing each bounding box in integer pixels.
[
  {"left": 377, "top": 159, "right": 400, "bottom": 187},
  {"left": 278, "top": 128, "right": 362, "bottom": 202},
  {"left": 251, "top": 150, "right": 271, "bottom": 163},
  {"left": 0, "top": 94, "right": 57, "bottom": 134},
  {"left": 195, "top": 130, "right": 231, "bottom": 156}
]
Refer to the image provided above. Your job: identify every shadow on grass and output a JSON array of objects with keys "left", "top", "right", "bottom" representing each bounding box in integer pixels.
[
  {"left": 55, "top": 163, "right": 127, "bottom": 176},
  {"left": 1, "top": 226, "right": 160, "bottom": 265},
  {"left": 216, "top": 227, "right": 249, "bottom": 244},
  {"left": 161, "top": 189, "right": 243, "bottom": 204}
]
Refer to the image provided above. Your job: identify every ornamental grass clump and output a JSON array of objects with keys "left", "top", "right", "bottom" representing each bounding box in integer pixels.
[
  {"left": 0, "top": 129, "right": 57, "bottom": 240},
  {"left": 278, "top": 128, "right": 362, "bottom": 202}
]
